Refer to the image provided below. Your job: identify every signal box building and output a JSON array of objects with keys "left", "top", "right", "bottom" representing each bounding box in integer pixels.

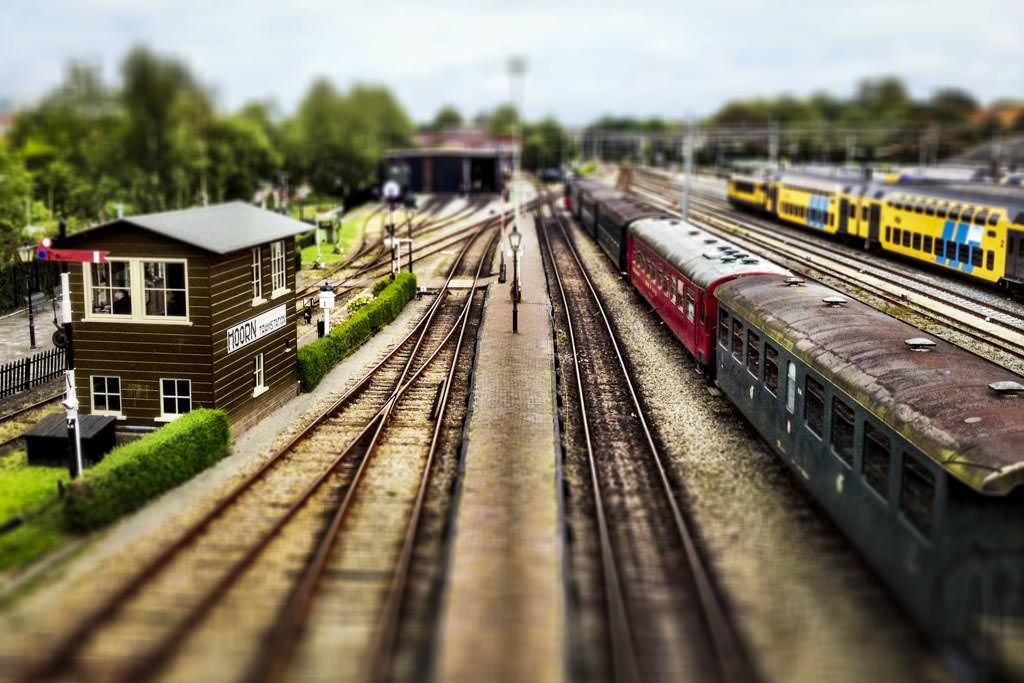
[{"left": 59, "top": 201, "right": 306, "bottom": 433}]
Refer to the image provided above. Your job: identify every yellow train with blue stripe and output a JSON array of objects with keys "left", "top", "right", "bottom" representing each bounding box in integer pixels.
[{"left": 727, "top": 170, "right": 1024, "bottom": 291}]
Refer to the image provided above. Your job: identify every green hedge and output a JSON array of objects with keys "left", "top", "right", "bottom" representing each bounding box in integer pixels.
[
  {"left": 63, "top": 409, "right": 231, "bottom": 531},
  {"left": 298, "top": 273, "right": 417, "bottom": 392}
]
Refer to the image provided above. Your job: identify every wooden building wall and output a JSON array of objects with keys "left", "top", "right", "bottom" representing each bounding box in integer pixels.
[
  {"left": 68, "top": 224, "right": 213, "bottom": 425},
  {"left": 209, "top": 240, "right": 298, "bottom": 421}
]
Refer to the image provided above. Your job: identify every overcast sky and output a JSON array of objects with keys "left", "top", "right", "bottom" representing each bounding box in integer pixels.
[{"left": 1, "top": 0, "right": 1021, "bottom": 125}]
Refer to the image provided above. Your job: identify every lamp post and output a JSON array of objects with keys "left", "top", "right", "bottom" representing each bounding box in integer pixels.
[
  {"left": 508, "top": 224, "right": 522, "bottom": 333},
  {"left": 17, "top": 246, "right": 36, "bottom": 349},
  {"left": 383, "top": 180, "right": 400, "bottom": 279},
  {"left": 508, "top": 56, "right": 527, "bottom": 250},
  {"left": 403, "top": 195, "right": 417, "bottom": 273}
]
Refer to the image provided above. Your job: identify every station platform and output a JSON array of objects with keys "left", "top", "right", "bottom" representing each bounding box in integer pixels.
[{"left": 435, "top": 211, "right": 565, "bottom": 683}]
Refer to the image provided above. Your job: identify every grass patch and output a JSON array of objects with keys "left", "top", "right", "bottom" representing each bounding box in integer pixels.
[
  {"left": 298, "top": 205, "right": 373, "bottom": 266},
  {"left": 0, "top": 452, "right": 70, "bottom": 572}
]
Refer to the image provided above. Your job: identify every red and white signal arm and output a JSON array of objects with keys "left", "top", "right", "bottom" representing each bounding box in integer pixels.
[{"left": 36, "top": 238, "right": 109, "bottom": 264}]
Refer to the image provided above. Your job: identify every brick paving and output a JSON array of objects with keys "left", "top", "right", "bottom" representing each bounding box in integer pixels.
[{"left": 435, "top": 210, "right": 565, "bottom": 683}]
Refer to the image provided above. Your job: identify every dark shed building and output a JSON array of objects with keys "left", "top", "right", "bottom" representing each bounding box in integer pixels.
[
  {"left": 384, "top": 148, "right": 514, "bottom": 194},
  {"left": 60, "top": 202, "right": 307, "bottom": 433}
]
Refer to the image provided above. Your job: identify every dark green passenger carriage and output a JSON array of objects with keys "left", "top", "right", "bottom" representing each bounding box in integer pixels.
[{"left": 714, "top": 274, "right": 1024, "bottom": 671}]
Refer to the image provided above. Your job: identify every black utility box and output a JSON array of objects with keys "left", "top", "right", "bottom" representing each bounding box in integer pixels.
[{"left": 25, "top": 414, "right": 117, "bottom": 467}]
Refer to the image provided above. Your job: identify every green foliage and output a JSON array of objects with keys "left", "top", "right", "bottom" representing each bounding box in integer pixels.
[
  {"left": 371, "top": 277, "right": 391, "bottom": 297},
  {"left": 63, "top": 409, "right": 230, "bottom": 530},
  {"left": 347, "top": 293, "right": 372, "bottom": 314},
  {"left": 576, "top": 160, "right": 597, "bottom": 176},
  {"left": 0, "top": 453, "right": 70, "bottom": 571},
  {"left": 0, "top": 145, "right": 33, "bottom": 262},
  {"left": 298, "top": 273, "right": 416, "bottom": 392},
  {"left": 428, "top": 105, "right": 463, "bottom": 132},
  {"left": 521, "top": 117, "right": 575, "bottom": 172},
  {"left": 487, "top": 104, "right": 519, "bottom": 137}
]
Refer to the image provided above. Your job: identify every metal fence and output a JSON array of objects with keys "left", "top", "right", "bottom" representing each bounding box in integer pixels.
[{"left": 0, "top": 346, "right": 66, "bottom": 398}]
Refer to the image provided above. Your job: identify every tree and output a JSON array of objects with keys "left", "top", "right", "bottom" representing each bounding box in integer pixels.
[
  {"left": 0, "top": 145, "right": 33, "bottom": 261},
  {"left": 430, "top": 105, "right": 463, "bottom": 132},
  {"left": 521, "top": 117, "right": 574, "bottom": 171},
  {"left": 487, "top": 104, "right": 519, "bottom": 137}
]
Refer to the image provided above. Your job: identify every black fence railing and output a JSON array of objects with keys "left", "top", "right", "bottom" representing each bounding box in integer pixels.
[{"left": 0, "top": 346, "right": 66, "bottom": 399}]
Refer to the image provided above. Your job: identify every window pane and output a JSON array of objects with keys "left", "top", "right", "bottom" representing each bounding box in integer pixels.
[
  {"left": 93, "top": 376, "right": 105, "bottom": 393},
  {"left": 163, "top": 396, "right": 176, "bottom": 414},
  {"left": 95, "top": 394, "right": 107, "bottom": 411},
  {"left": 111, "top": 262, "right": 130, "bottom": 288},
  {"left": 165, "top": 263, "right": 186, "bottom": 289},
  {"left": 144, "top": 262, "right": 164, "bottom": 287},
  {"left": 805, "top": 376, "right": 824, "bottom": 436},
  {"left": 177, "top": 396, "right": 191, "bottom": 414},
  {"left": 109, "top": 377, "right": 120, "bottom": 392},
  {"left": 146, "top": 290, "right": 166, "bottom": 316},
  {"left": 765, "top": 346, "right": 779, "bottom": 394},
  {"left": 719, "top": 312, "right": 729, "bottom": 347},
  {"left": 732, "top": 319, "right": 743, "bottom": 359},
  {"left": 864, "top": 424, "right": 891, "bottom": 496},
  {"left": 166, "top": 291, "right": 186, "bottom": 316},
  {"left": 91, "top": 264, "right": 110, "bottom": 286},
  {"left": 685, "top": 292, "right": 695, "bottom": 321},
  {"left": 177, "top": 379, "right": 190, "bottom": 396},
  {"left": 162, "top": 379, "right": 175, "bottom": 395},
  {"left": 786, "top": 362, "right": 796, "bottom": 413},
  {"left": 830, "top": 397, "right": 854, "bottom": 464},
  {"left": 901, "top": 454, "right": 935, "bottom": 537},
  {"left": 112, "top": 288, "right": 132, "bottom": 314},
  {"left": 747, "top": 330, "right": 760, "bottom": 376},
  {"left": 108, "top": 395, "right": 121, "bottom": 411}
]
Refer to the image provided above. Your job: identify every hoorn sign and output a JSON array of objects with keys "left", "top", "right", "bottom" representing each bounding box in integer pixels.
[{"left": 226, "top": 304, "right": 288, "bottom": 353}]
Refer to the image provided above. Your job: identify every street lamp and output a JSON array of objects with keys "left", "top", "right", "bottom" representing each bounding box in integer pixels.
[
  {"left": 508, "top": 224, "right": 522, "bottom": 333},
  {"left": 17, "top": 245, "right": 36, "bottom": 349}
]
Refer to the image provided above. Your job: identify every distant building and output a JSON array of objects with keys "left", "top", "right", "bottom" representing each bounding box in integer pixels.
[
  {"left": 59, "top": 202, "right": 308, "bottom": 433},
  {"left": 384, "top": 146, "right": 514, "bottom": 194}
]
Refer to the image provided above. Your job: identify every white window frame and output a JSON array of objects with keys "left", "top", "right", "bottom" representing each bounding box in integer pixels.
[
  {"left": 90, "top": 375, "right": 123, "bottom": 417},
  {"left": 157, "top": 378, "right": 192, "bottom": 422},
  {"left": 251, "top": 246, "right": 265, "bottom": 305},
  {"left": 83, "top": 258, "right": 192, "bottom": 325},
  {"left": 270, "top": 240, "right": 288, "bottom": 298},
  {"left": 140, "top": 260, "right": 189, "bottom": 319},
  {"left": 253, "top": 352, "right": 268, "bottom": 397}
]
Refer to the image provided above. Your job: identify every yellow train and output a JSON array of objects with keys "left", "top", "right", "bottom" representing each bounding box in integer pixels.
[{"left": 727, "top": 170, "right": 1024, "bottom": 291}]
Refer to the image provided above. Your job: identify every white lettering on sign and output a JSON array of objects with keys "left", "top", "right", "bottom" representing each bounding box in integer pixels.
[{"left": 226, "top": 304, "right": 288, "bottom": 354}]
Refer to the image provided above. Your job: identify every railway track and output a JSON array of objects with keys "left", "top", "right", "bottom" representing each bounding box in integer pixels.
[
  {"left": 15, "top": 222, "right": 498, "bottom": 683},
  {"left": 0, "top": 392, "right": 64, "bottom": 452},
  {"left": 627, "top": 168, "right": 1024, "bottom": 366},
  {"left": 537, "top": 191, "right": 754, "bottom": 682}
]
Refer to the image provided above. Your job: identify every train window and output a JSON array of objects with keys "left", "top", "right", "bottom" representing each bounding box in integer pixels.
[
  {"left": 830, "top": 398, "right": 855, "bottom": 465},
  {"left": 912, "top": 233, "right": 921, "bottom": 251},
  {"left": 719, "top": 311, "right": 729, "bottom": 348},
  {"left": 900, "top": 454, "right": 935, "bottom": 538},
  {"left": 786, "top": 362, "right": 796, "bottom": 414},
  {"left": 974, "top": 210, "right": 988, "bottom": 226},
  {"left": 935, "top": 239, "right": 945, "bottom": 256},
  {"left": 971, "top": 247, "right": 983, "bottom": 267},
  {"left": 962, "top": 208, "right": 974, "bottom": 223},
  {"left": 925, "top": 205, "right": 935, "bottom": 217},
  {"left": 746, "top": 330, "right": 761, "bottom": 377},
  {"left": 958, "top": 243, "right": 969, "bottom": 263},
  {"left": 732, "top": 319, "right": 744, "bottom": 360},
  {"left": 764, "top": 345, "right": 779, "bottom": 395},
  {"left": 987, "top": 250, "right": 995, "bottom": 270},
  {"left": 848, "top": 204, "right": 856, "bottom": 219},
  {"left": 676, "top": 278, "right": 684, "bottom": 307},
  {"left": 699, "top": 296, "right": 707, "bottom": 324},
  {"left": 902, "top": 231, "right": 911, "bottom": 248},
  {"left": 804, "top": 376, "right": 824, "bottom": 438},
  {"left": 893, "top": 228, "right": 902, "bottom": 244},
  {"left": 946, "top": 241, "right": 957, "bottom": 260},
  {"left": 937, "top": 206, "right": 947, "bottom": 219},
  {"left": 863, "top": 423, "right": 891, "bottom": 498},
  {"left": 923, "top": 235, "right": 932, "bottom": 253},
  {"left": 914, "top": 202, "right": 924, "bottom": 214},
  {"left": 885, "top": 226, "right": 891, "bottom": 241},
  {"left": 862, "top": 207, "right": 869, "bottom": 221},
  {"left": 988, "top": 213, "right": 999, "bottom": 226},
  {"left": 686, "top": 290, "right": 695, "bottom": 321}
]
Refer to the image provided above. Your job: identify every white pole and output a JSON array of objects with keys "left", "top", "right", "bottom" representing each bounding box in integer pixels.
[
  {"left": 60, "top": 272, "right": 83, "bottom": 476},
  {"left": 681, "top": 120, "right": 694, "bottom": 221}
]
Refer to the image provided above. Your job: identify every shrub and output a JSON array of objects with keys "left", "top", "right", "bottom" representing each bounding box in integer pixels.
[
  {"left": 63, "top": 409, "right": 230, "bottom": 531},
  {"left": 347, "top": 292, "right": 373, "bottom": 315},
  {"left": 298, "top": 273, "right": 417, "bottom": 392}
]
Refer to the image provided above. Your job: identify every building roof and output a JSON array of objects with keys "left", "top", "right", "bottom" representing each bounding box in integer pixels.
[
  {"left": 385, "top": 147, "right": 513, "bottom": 159},
  {"left": 630, "top": 217, "right": 790, "bottom": 290},
  {"left": 716, "top": 273, "right": 1024, "bottom": 495},
  {"left": 63, "top": 201, "right": 310, "bottom": 255}
]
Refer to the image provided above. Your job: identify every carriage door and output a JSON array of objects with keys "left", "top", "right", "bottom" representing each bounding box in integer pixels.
[
  {"left": 1008, "top": 231, "right": 1023, "bottom": 279},
  {"left": 784, "top": 360, "right": 797, "bottom": 435},
  {"left": 838, "top": 198, "right": 849, "bottom": 234},
  {"left": 868, "top": 203, "right": 882, "bottom": 243}
]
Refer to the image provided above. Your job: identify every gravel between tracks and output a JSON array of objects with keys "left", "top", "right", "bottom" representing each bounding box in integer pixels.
[{"left": 562, "top": 211, "right": 955, "bottom": 683}]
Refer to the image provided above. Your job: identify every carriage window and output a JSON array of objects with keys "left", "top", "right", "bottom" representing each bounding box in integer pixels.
[
  {"left": 804, "top": 376, "right": 824, "bottom": 437},
  {"left": 732, "top": 319, "right": 744, "bottom": 360},
  {"left": 764, "top": 345, "right": 779, "bottom": 394},
  {"left": 902, "top": 231, "right": 911, "bottom": 247},
  {"left": 685, "top": 290, "right": 695, "bottom": 321},
  {"left": 863, "top": 423, "right": 891, "bottom": 497},
  {"left": 676, "top": 279, "right": 684, "bottom": 307},
  {"left": 925, "top": 205, "right": 935, "bottom": 216},
  {"left": 971, "top": 247, "right": 983, "bottom": 267},
  {"left": 961, "top": 208, "right": 974, "bottom": 223},
  {"left": 914, "top": 202, "right": 924, "bottom": 214},
  {"left": 785, "top": 362, "right": 797, "bottom": 413},
  {"left": 848, "top": 204, "right": 856, "bottom": 219},
  {"left": 719, "top": 311, "right": 729, "bottom": 347},
  {"left": 893, "top": 228, "right": 902, "bottom": 244},
  {"left": 923, "top": 236, "right": 932, "bottom": 253},
  {"left": 974, "top": 210, "right": 988, "bottom": 226},
  {"left": 988, "top": 213, "right": 999, "bottom": 226},
  {"left": 885, "top": 226, "right": 891, "bottom": 241},
  {"left": 935, "top": 239, "right": 945, "bottom": 256},
  {"left": 746, "top": 330, "right": 761, "bottom": 376},
  {"left": 901, "top": 454, "right": 935, "bottom": 538},
  {"left": 958, "top": 243, "right": 969, "bottom": 263},
  {"left": 912, "top": 233, "right": 921, "bottom": 251},
  {"left": 945, "top": 241, "right": 957, "bottom": 259},
  {"left": 830, "top": 398, "right": 855, "bottom": 465},
  {"left": 937, "top": 206, "right": 947, "bottom": 219},
  {"left": 987, "top": 251, "right": 995, "bottom": 270}
]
